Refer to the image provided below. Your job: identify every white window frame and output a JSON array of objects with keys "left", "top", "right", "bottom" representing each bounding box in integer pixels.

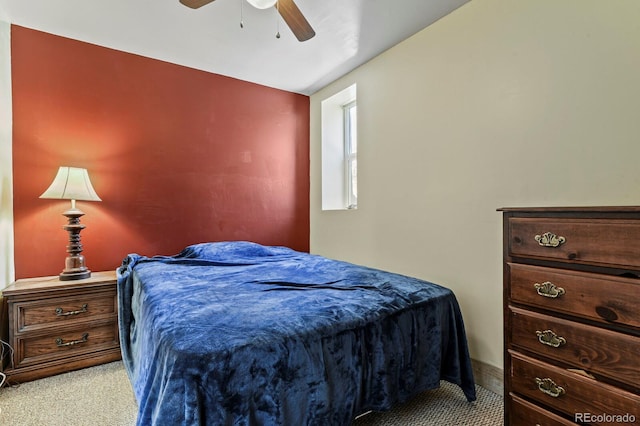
[
  {"left": 320, "top": 84, "right": 357, "bottom": 211},
  {"left": 343, "top": 100, "right": 357, "bottom": 209}
]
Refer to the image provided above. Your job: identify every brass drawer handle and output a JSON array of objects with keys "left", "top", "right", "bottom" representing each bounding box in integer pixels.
[
  {"left": 535, "top": 377, "right": 565, "bottom": 398},
  {"left": 536, "top": 330, "right": 567, "bottom": 348},
  {"left": 55, "top": 303, "right": 88, "bottom": 317},
  {"left": 55, "top": 333, "right": 89, "bottom": 347},
  {"left": 535, "top": 232, "right": 566, "bottom": 247},
  {"left": 534, "top": 281, "right": 565, "bottom": 298}
]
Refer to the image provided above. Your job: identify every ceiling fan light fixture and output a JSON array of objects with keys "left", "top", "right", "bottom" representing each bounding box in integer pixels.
[
  {"left": 179, "top": 0, "right": 314, "bottom": 42},
  {"left": 246, "top": 0, "right": 277, "bottom": 9}
]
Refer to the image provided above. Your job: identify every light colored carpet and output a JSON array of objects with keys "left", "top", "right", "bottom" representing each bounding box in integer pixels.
[
  {"left": 353, "top": 381, "right": 503, "bottom": 425},
  {"left": 0, "top": 361, "right": 503, "bottom": 425},
  {"left": 0, "top": 362, "right": 136, "bottom": 426}
]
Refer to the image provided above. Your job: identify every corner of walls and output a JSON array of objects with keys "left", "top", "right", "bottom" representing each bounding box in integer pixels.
[{"left": 0, "top": 21, "right": 14, "bottom": 289}]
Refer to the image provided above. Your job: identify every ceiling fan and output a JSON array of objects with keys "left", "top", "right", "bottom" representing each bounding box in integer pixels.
[{"left": 179, "top": 0, "right": 316, "bottom": 42}]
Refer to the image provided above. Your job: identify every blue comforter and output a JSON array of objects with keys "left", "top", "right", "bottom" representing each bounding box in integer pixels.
[{"left": 117, "top": 242, "right": 476, "bottom": 425}]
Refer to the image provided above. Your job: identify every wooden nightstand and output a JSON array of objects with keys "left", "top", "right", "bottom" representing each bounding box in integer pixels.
[{"left": 2, "top": 271, "right": 121, "bottom": 383}]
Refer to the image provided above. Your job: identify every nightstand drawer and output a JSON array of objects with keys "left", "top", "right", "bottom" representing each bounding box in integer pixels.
[
  {"left": 507, "top": 217, "right": 640, "bottom": 270},
  {"left": 15, "top": 320, "right": 118, "bottom": 369},
  {"left": 509, "top": 263, "right": 640, "bottom": 328},
  {"left": 510, "top": 307, "right": 640, "bottom": 389},
  {"left": 16, "top": 290, "right": 116, "bottom": 332},
  {"left": 510, "top": 350, "right": 640, "bottom": 423}
]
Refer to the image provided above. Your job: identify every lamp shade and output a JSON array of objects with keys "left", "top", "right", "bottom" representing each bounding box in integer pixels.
[
  {"left": 40, "top": 167, "right": 102, "bottom": 202},
  {"left": 246, "top": 0, "right": 277, "bottom": 9}
]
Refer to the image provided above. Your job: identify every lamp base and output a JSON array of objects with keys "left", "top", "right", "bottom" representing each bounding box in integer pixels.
[
  {"left": 58, "top": 207, "right": 92, "bottom": 281},
  {"left": 60, "top": 269, "right": 92, "bottom": 281}
]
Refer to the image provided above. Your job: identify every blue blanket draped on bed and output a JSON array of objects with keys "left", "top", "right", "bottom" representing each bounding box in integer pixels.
[{"left": 117, "top": 242, "right": 476, "bottom": 425}]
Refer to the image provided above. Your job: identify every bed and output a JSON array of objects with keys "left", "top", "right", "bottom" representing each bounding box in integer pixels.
[{"left": 117, "top": 241, "right": 476, "bottom": 425}]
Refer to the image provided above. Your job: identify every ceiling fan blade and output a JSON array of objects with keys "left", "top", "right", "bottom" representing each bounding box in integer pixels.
[
  {"left": 179, "top": 0, "right": 216, "bottom": 9},
  {"left": 277, "top": 0, "right": 315, "bottom": 42}
]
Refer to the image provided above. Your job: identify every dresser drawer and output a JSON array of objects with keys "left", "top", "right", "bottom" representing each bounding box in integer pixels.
[
  {"left": 509, "top": 263, "right": 640, "bottom": 328},
  {"left": 14, "top": 320, "right": 119, "bottom": 369},
  {"left": 507, "top": 217, "right": 640, "bottom": 270},
  {"left": 510, "top": 350, "right": 640, "bottom": 423},
  {"left": 509, "top": 393, "right": 576, "bottom": 425},
  {"left": 15, "top": 290, "right": 117, "bottom": 332},
  {"left": 510, "top": 307, "right": 640, "bottom": 389}
]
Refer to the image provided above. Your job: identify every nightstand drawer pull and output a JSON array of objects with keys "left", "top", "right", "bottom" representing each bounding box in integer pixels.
[
  {"left": 534, "top": 232, "right": 566, "bottom": 247},
  {"left": 535, "top": 377, "right": 565, "bottom": 398},
  {"left": 536, "top": 329, "right": 566, "bottom": 348},
  {"left": 55, "top": 304, "right": 88, "bottom": 317},
  {"left": 55, "top": 333, "right": 89, "bottom": 347},
  {"left": 534, "top": 281, "right": 565, "bottom": 298}
]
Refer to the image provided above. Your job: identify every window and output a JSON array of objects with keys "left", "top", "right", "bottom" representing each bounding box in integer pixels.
[
  {"left": 343, "top": 101, "right": 357, "bottom": 209},
  {"left": 321, "top": 84, "right": 357, "bottom": 210}
]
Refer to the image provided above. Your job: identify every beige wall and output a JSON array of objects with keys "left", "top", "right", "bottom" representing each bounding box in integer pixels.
[
  {"left": 310, "top": 0, "right": 640, "bottom": 370},
  {"left": 0, "top": 21, "right": 14, "bottom": 289}
]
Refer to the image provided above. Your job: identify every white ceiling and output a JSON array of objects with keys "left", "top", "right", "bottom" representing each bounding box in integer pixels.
[{"left": 0, "top": 0, "right": 469, "bottom": 95}]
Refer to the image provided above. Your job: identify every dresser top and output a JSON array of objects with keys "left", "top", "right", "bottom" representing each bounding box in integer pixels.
[{"left": 499, "top": 206, "right": 640, "bottom": 213}]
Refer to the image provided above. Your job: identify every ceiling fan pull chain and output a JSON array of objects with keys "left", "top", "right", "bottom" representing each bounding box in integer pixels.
[
  {"left": 240, "top": 0, "right": 244, "bottom": 28},
  {"left": 275, "top": 0, "right": 281, "bottom": 39}
]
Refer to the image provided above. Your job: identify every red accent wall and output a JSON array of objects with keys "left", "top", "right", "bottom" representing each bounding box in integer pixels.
[{"left": 11, "top": 25, "right": 310, "bottom": 279}]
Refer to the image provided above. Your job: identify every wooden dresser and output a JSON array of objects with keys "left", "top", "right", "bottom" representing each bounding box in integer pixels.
[
  {"left": 500, "top": 207, "right": 640, "bottom": 425},
  {"left": 2, "top": 271, "right": 121, "bottom": 383}
]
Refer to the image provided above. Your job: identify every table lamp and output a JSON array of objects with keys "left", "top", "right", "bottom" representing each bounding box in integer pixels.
[{"left": 40, "top": 166, "right": 102, "bottom": 280}]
